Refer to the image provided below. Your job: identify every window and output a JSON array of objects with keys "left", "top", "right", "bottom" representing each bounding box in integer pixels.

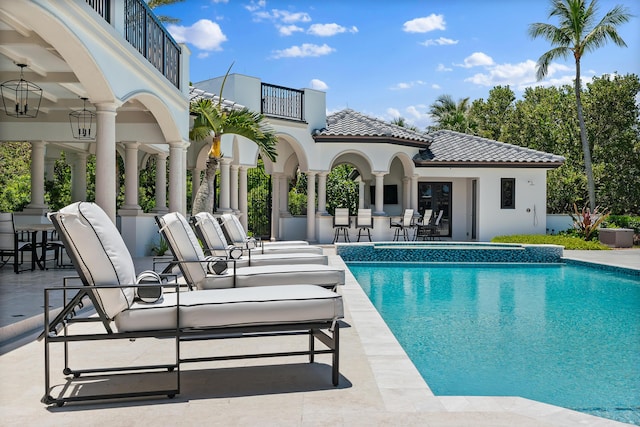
[
  {"left": 370, "top": 184, "right": 398, "bottom": 204},
  {"left": 417, "top": 182, "right": 451, "bottom": 237},
  {"left": 501, "top": 178, "right": 515, "bottom": 209}
]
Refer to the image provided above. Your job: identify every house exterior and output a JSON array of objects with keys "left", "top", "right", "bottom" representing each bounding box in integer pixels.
[
  {"left": 193, "top": 74, "right": 564, "bottom": 244},
  {"left": 1, "top": 1, "right": 565, "bottom": 255}
]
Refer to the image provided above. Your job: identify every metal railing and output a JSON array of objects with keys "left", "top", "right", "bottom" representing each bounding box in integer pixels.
[
  {"left": 85, "top": 0, "right": 110, "bottom": 23},
  {"left": 124, "top": 0, "right": 181, "bottom": 89},
  {"left": 261, "top": 83, "right": 304, "bottom": 121}
]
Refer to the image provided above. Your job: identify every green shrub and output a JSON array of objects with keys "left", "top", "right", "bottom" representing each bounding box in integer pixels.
[{"left": 491, "top": 234, "right": 611, "bottom": 250}]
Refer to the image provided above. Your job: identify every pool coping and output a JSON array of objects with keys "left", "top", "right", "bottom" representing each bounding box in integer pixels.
[{"left": 332, "top": 253, "right": 634, "bottom": 426}]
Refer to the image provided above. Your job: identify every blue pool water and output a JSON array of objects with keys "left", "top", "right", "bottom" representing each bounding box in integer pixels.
[{"left": 347, "top": 262, "right": 640, "bottom": 425}]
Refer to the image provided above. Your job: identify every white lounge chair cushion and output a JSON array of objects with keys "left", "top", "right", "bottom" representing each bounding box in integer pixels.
[
  {"left": 253, "top": 245, "right": 324, "bottom": 255},
  {"left": 220, "top": 213, "right": 313, "bottom": 249},
  {"left": 55, "top": 202, "right": 135, "bottom": 319},
  {"left": 193, "top": 212, "right": 327, "bottom": 263},
  {"left": 197, "top": 264, "right": 345, "bottom": 290},
  {"left": 115, "top": 284, "right": 344, "bottom": 332}
]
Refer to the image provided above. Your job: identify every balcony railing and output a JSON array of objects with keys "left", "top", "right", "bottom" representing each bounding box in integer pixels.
[
  {"left": 84, "top": 0, "right": 181, "bottom": 89},
  {"left": 261, "top": 83, "right": 304, "bottom": 121},
  {"left": 85, "top": 0, "right": 110, "bottom": 23}
]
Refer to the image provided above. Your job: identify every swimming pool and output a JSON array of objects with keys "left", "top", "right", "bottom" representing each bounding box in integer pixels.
[{"left": 347, "top": 262, "right": 640, "bottom": 425}]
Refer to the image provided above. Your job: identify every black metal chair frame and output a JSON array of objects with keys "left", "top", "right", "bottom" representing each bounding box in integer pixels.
[
  {"left": 355, "top": 210, "right": 373, "bottom": 242},
  {"left": 41, "top": 213, "right": 340, "bottom": 407},
  {"left": 332, "top": 209, "right": 351, "bottom": 243}
]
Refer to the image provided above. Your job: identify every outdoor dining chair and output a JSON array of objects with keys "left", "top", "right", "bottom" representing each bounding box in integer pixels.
[
  {"left": 389, "top": 209, "right": 417, "bottom": 241},
  {"left": 332, "top": 208, "right": 351, "bottom": 243},
  {"left": 0, "top": 212, "right": 33, "bottom": 273},
  {"left": 355, "top": 208, "right": 373, "bottom": 242}
]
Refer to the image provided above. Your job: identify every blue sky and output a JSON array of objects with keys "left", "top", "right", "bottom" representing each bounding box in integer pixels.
[{"left": 159, "top": 0, "right": 640, "bottom": 129}]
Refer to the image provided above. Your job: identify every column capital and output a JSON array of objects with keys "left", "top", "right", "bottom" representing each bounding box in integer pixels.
[
  {"left": 94, "top": 102, "right": 119, "bottom": 113},
  {"left": 123, "top": 141, "right": 140, "bottom": 150},
  {"left": 373, "top": 171, "right": 387, "bottom": 177},
  {"left": 156, "top": 151, "right": 168, "bottom": 160}
]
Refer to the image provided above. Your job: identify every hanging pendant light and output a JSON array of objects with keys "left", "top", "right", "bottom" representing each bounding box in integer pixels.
[
  {"left": 0, "top": 63, "right": 43, "bottom": 118},
  {"left": 69, "top": 97, "right": 96, "bottom": 140}
]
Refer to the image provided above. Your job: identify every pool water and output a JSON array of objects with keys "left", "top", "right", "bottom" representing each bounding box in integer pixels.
[{"left": 347, "top": 262, "right": 640, "bottom": 425}]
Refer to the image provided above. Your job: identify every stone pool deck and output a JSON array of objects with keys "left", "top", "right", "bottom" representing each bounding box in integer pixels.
[{"left": 0, "top": 247, "right": 637, "bottom": 426}]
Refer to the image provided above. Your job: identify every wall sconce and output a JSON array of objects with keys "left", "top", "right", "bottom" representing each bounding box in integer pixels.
[
  {"left": 0, "top": 63, "right": 43, "bottom": 118},
  {"left": 69, "top": 97, "right": 96, "bottom": 140}
]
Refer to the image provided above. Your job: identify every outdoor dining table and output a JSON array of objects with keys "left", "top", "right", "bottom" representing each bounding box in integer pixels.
[{"left": 15, "top": 223, "right": 56, "bottom": 271}]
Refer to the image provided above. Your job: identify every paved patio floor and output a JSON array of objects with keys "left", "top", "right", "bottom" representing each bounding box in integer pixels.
[{"left": 0, "top": 247, "right": 637, "bottom": 426}]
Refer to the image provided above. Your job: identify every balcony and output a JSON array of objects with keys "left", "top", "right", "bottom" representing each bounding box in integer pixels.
[
  {"left": 261, "top": 83, "right": 304, "bottom": 122},
  {"left": 85, "top": 0, "right": 181, "bottom": 89}
]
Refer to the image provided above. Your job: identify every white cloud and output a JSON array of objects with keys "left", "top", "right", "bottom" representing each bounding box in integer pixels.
[
  {"left": 197, "top": 52, "right": 210, "bottom": 59},
  {"left": 432, "top": 83, "right": 441, "bottom": 89},
  {"left": 245, "top": 0, "right": 266, "bottom": 12},
  {"left": 168, "top": 19, "right": 227, "bottom": 51},
  {"left": 456, "top": 52, "right": 494, "bottom": 68},
  {"left": 403, "top": 14, "right": 446, "bottom": 33},
  {"left": 436, "top": 63, "right": 453, "bottom": 72},
  {"left": 308, "top": 23, "right": 358, "bottom": 36},
  {"left": 278, "top": 25, "right": 303, "bottom": 36},
  {"left": 390, "top": 80, "right": 425, "bottom": 90},
  {"left": 212, "top": 0, "right": 228, "bottom": 3},
  {"left": 464, "top": 59, "right": 574, "bottom": 90},
  {"left": 272, "top": 43, "right": 335, "bottom": 58},
  {"left": 387, "top": 107, "right": 401, "bottom": 118},
  {"left": 310, "top": 79, "right": 329, "bottom": 90},
  {"left": 420, "top": 37, "right": 458, "bottom": 47}
]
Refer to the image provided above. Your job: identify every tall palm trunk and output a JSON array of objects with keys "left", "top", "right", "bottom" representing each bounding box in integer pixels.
[{"left": 574, "top": 56, "right": 596, "bottom": 211}]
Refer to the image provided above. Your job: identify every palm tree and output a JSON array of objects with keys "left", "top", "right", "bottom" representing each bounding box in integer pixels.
[
  {"left": 190, "top": 72, "right": 278, "bottom": 215},
  {"left": 529, "top": 0, "right": 631, "bottom": 211},
  {"left": 148, "top": 0, "right": 184, "bottom": 23},
  {"left": 390, "top": 117, "right": 419, "bottom": 132},
  {"left": 428, "top": 94, "right": 473, "bottom": 133}
]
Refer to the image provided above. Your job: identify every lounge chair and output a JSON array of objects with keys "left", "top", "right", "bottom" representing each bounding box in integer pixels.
[
  {"left": 220, "top": 213, "right": 324, "bottom": 254},
  {"left": 41, "top": 202, "right": 343, "bottom": 406},
  {"left": 157, "top": 212, "right": 344, "bottom": 290},
  {"left": 191, "top": 212, "right": 328, "bottom": 267}
]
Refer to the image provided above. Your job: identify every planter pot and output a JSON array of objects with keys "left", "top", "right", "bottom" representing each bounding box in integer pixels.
[{"left": 599, "top": 228, "right": 634, "bottom": 248}]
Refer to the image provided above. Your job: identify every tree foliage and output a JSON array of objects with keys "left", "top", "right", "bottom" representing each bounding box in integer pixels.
[{"left": 528, "top": 0, "right": 632, "bottom": 210}]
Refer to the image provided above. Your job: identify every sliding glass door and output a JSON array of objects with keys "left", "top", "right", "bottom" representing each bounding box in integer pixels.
[{"left": 417, "top": 182, "right": 451, "bottom": 237}]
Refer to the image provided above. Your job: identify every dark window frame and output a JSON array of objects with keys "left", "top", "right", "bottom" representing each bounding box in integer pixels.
[{"left": 501, "top": 178, "right": 516, "bottom": 209}]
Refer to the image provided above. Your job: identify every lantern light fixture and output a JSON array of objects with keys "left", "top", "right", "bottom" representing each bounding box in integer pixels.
[
  {"left": 0, "top": 63, "right": 43, "bottom": 118},
  {"left": 69, "top": 97, "right": 96, "bottom": 140}
]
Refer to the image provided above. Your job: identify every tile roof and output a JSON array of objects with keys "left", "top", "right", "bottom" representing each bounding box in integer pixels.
[
  {"left": 314, "top": 109, "right": 564, "bottom": 168},
  {"left": 188, "top": 86, "right": 245, "bottom": 110},
  {"left": 415, "top": 130, "right": 565, "bottom": 167},
  {"left": 313, "top": 108, "right": 432, "bottom": 147}
]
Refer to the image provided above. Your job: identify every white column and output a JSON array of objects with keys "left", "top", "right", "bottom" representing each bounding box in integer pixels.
[
  {"left": 230, "top": 164, "right": 239, "bottom": 212},
  {"left": 239, "top": 166, "right": 248, "bottom": 231},
  {"left": 168, "top": 141, "right": 184, "bottom": 214},
  {"left": 279, "top": 175, "right": 290, "bottom": 215},
  {"left": 95, "top": 103, "right": 118, "bottom": 222},
  {"left": 44, "top": 157, "right": 55, "bottom": 183},
  {"left": 70, "top": 152, "right": 88, "bottom": 202},
  {"left": 182, "top": 143, "right": 189, "bottom": 214},
  {"left": 153, "top": 152, "right": 168, "bottom": 213},
  {"left": 358, "top": 180, "right": 365, "bottom": 208},
  {"left": 306, "top": 171, "right": 316, "bottom": 242},
  {"left": 192, "top": 167, "right": 203, "bottom": 206},
  {"left": 411, "top": 174, "right": 419, "bottom": 212},
  {"left": 317, "top": 172, "right": 328, "bottom": 215},
  {"left": 219, "top": 158, "right": 231, "bottom": 212},
  {"left": 403, "top": 176, "right": 410, "bottom": 210},
  {"left": 121, "top": 142, "right": 141, "bottom": 212},
  {"left": 270, "top": 172, "right": 281, "bottom": 240},
  {"left": 26, "top": 140, "right": 47, "bottom": 210},
  {"left": 373, "top": 172, "right": 385, "bottom": 215}
]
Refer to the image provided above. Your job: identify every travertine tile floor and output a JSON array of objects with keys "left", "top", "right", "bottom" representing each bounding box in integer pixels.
[{"left": 0, "top": 248, "right": 636, "bottom": 426}]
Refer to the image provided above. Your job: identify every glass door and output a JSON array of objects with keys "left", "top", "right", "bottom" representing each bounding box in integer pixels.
[{"left": 418, "top": 182, "right": 451, "bottom": 237}]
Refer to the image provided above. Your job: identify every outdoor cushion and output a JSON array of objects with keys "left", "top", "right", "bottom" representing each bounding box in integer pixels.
[
  {"left": 219, "top": 213, "right": 322, "bottom": 254},
  {"left": 158, "top": 212, "right": 344, "bottom": 290},
  {"left": 114, "top": 284, "right": 343, "bottom": 332},
  {"left": 54, "top": 202, "right": 136, "bottom": 319},
  {"left": 196, "top": 263, "right": 345, "bottom": 290},
  {"left": 192, "top": 212, "right": 328, "bottom": 265}
]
